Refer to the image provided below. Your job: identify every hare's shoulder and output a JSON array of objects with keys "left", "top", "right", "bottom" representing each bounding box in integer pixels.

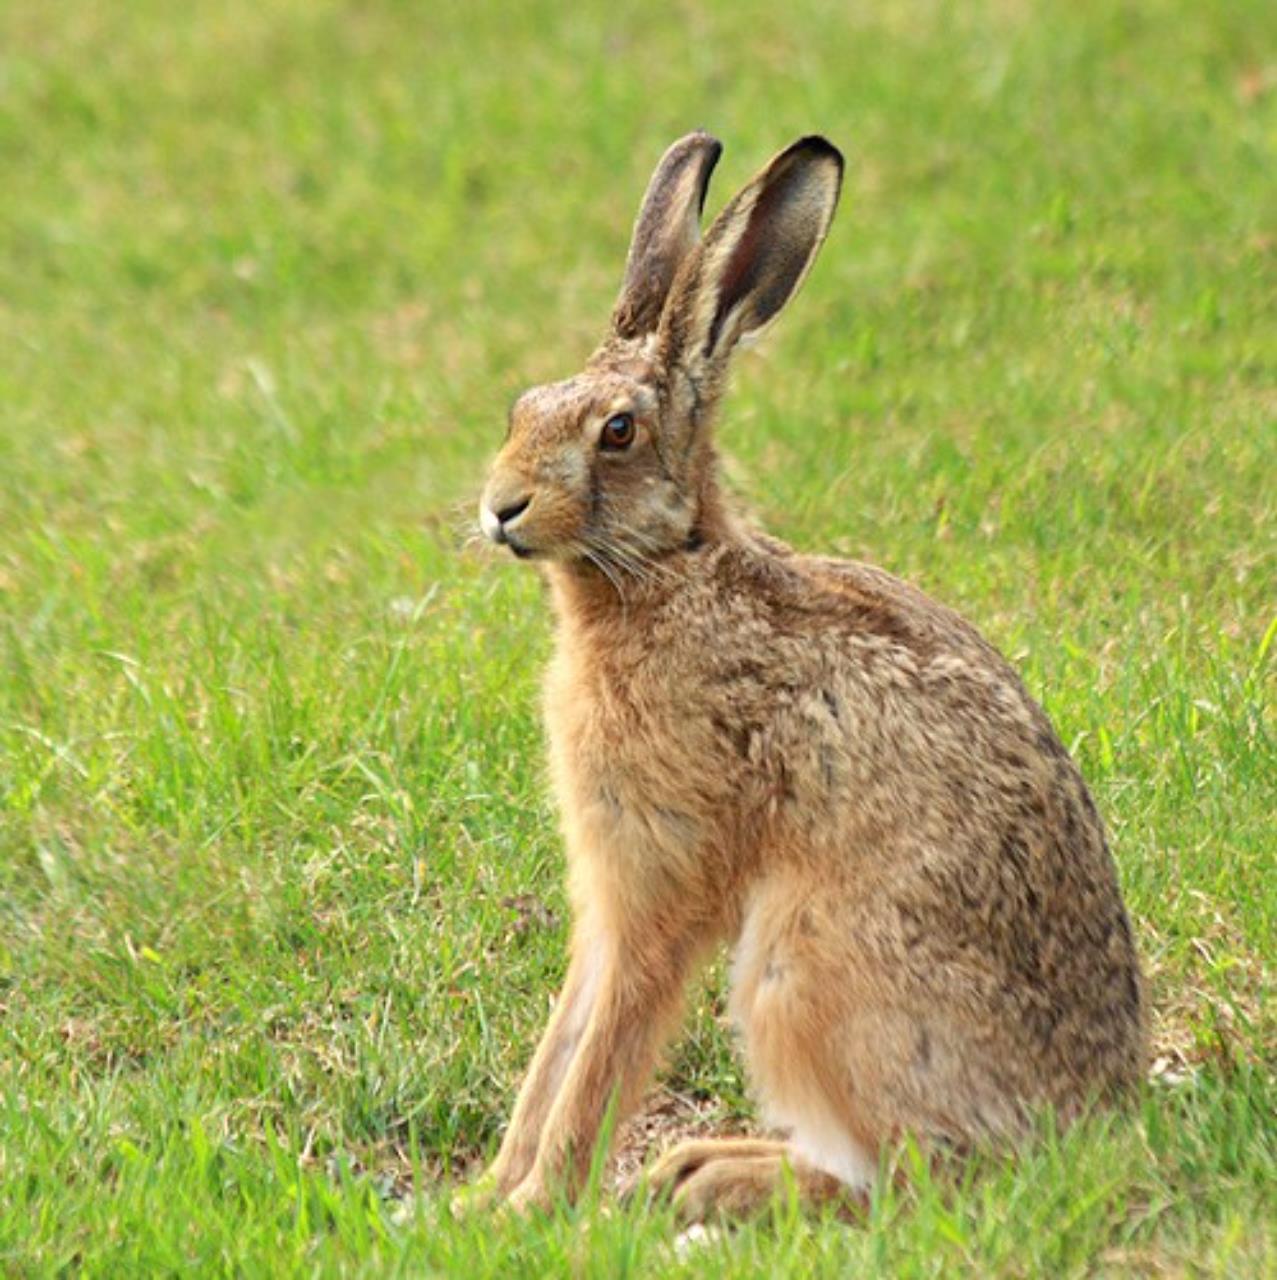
[
  {"left": 803, "top": 555, "right": 989, "bottom": 648},
  {"left": 707, "top": 540, "right": 998, "bottom": 665}
]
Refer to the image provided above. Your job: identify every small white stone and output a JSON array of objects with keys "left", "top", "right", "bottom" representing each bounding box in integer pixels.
[{"left": 672, "top": 1222, "right": 721, "bottom": 1258}]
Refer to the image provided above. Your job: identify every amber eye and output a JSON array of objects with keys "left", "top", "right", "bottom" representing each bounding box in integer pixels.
[{"left": 600, "top": 412, "right": 636, "bottom": 452}]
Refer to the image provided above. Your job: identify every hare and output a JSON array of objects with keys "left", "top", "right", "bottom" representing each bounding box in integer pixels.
[{"left": 471, "top": 132, "right": 1145, "bottom": 1222}]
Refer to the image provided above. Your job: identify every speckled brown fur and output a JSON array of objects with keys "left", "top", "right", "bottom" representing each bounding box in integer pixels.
[{"left": 468, "top": 134, "right": 1145, "bottom": 1222}]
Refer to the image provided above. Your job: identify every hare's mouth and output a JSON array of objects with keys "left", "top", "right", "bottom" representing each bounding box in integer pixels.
[{"left": 500, "top": 528, "right": 551, "bottom": 561}]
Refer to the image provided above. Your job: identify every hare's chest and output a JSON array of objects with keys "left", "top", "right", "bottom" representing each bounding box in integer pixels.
[{"left": 543, "top": 649, "right": 712, "bottom": 871}]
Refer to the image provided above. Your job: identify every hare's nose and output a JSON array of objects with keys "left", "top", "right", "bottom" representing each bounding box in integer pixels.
[{"left": 479, "top": 493, "right": 532, "bottom": 545}]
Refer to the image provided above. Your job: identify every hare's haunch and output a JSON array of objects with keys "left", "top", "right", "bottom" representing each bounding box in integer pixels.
[{"left": 472, "top": 133, "right": 1144, "bottom": 1222}]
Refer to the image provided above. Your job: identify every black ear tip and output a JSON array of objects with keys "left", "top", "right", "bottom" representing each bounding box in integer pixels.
[
  {"left": 663, "top": 130, "right": 724, "bottom": 177},
  {"left": 680, "top": 131, "right": 723, "bottom": 212},
  {"left": 687, "top": 130, "right": 725, "bottom": 174},
  {"left": 792, "top": 135, "right": 844, "bottom": 171}
]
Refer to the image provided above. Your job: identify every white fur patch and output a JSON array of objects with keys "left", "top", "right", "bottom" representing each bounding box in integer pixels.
[
  {"left": 478, "top": 501, "right": 502, "bottom": 544},
  {"left": 784, "top": 1113, "right": 876, "bottom": 1189}
]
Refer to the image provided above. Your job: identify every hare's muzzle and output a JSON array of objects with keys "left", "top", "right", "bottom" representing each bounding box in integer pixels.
[{"left": 479, "top": 491, "right": 532, "bottom": 549}]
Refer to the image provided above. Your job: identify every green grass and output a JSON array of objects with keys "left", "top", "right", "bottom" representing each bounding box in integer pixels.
[{"left": 1, "top": 0, "right": 1274, "bottom": 1273}]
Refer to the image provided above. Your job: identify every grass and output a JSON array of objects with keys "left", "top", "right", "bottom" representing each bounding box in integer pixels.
[{"left": 1, "top": 0, "right": 1274, "bottom": 1273}]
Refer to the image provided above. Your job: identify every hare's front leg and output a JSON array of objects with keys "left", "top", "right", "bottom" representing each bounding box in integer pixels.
[
  {"left": 469, "top": 923, "right": 607, "bottom": 1205},
  {"left": 507, "top": 927, "right": 695, "bottom": 1212}
]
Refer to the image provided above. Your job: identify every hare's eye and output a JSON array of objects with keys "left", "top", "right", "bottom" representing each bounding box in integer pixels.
[{"left": 600, "top": 413, "right": 636, "bottom": 452}]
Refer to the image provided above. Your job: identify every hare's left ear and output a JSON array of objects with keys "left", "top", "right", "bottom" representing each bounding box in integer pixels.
[
  {"left": 659, "top": 135, "right": 843, "bottom": 369},
  {"left": 612, "top": 132, "right": 723, "bottom": 339}
]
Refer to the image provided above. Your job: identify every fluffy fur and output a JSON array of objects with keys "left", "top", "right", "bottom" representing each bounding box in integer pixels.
[{"left": 470, "top": 132, "right": 1145, "bottom": 1222}]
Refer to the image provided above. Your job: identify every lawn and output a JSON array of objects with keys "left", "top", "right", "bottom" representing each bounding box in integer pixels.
[{"left": 1, "top": 0, "right": 1274, "bottom": 1274}]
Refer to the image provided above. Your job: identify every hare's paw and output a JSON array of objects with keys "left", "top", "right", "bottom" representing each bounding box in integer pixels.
[
  {"left": 505, "top": 1174, "right": 554, "bottom": 1217},
  {"left": 669, "top": 1155, "right": 783, "bottom": 1223},
  {"left": 645, "top": 1137, "right": 786, "bottom": 1200},
  {"left": 646, "top": 1139, "right": 724, "bottom": 1195},
  {"left": 648, "top": 1140, "right": 859, "bottom": 1223},
  {"left": 448, "top": 1171, "right": 505, "bottom": 1219}
]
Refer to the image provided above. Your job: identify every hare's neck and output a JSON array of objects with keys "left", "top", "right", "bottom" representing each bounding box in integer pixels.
[
  {"left": 544, "top": 557, "right": 678, "bottom": 631},
  {"left": 546, "top": 466, "right": 734, "bottom": 626}
]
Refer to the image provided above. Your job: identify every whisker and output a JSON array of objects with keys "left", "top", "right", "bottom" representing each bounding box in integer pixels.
[
  {"left": 611, "top": 541, "right": 671, "bottom": 587},
  {"left": 584, "top": 548, "right": 629, "bottom": 612},
  {"left": 604, "top": 543, "right": 658, "bottom": 589}
]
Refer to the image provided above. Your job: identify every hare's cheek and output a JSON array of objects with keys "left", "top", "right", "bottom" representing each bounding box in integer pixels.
[
  {"left": 650, "top": 477, "right": 690, "bottom": 522},
  {"left": 535, "top": 448, "right": 589, "bottom": 492},
  {"left": 623, "top": 475, "right": 693, "bottom": 541}
]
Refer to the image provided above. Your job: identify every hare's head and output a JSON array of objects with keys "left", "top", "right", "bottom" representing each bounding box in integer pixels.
[{"left": 480, "top": 133, "right": 842, "bottom": 566}]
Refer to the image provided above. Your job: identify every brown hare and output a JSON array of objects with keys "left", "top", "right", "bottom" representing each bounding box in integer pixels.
[{"left": 471, "top": 132, "right": 1145, "bottom": 1222}]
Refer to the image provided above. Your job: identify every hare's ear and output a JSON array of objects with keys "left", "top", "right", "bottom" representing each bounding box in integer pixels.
[
  {"left": 660, "top": 136, "right": 842, "bottom": 368},
  {"left": 611, "top": 131, "right": 723, "bottom": 339}
]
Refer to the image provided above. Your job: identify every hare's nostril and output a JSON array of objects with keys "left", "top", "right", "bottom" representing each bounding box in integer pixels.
[
  {"left": 479, "top": 492, "right": 533, "bottom": 547},
  {"left": 495, "top": 496, "right": 531, "bottom": 525}
]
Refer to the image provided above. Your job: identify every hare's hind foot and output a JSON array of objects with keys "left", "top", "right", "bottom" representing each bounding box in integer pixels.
[
  {"left": 646, "top": 1137, "right": 863, "bottom": 1223},
  {"left": 646, "top": 1136, "right": 790, "bottom": 1193}
]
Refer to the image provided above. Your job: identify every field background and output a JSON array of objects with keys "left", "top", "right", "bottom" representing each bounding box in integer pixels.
[{"left": 1, "top": 0, "right": 1274, "bottom": 1274}]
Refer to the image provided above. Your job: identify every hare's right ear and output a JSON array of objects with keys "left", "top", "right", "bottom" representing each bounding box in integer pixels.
[
  {"left": 611, "top": 132, "right": 723, "bottom": 339},
  {"left": 659, "top": 136, "right": 842, "bottom": 374}
]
